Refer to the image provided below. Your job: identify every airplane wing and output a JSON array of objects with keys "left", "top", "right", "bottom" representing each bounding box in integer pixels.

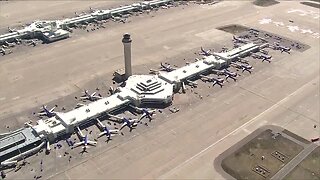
[
  {"left": 73, "top": 141, "right": 84, "bottom": 147},
  {"left": 80, "top": 96, "right": 88, "bottom": 99},
  {"left": 91, "top": 92, "right": 96, "bottom": 97},
  {"left": 93, "top": 95, "right": 102, "bottom": 99},
  {"left": 38, "top": 112, "right": 47, "bottom": 116},
  {"left": 108, "top": 114, "right": 123, "bottom": 121},
  {"left": 120, "top": 122, "right": 128, "bottom": 130},
  {"left": 109, "top": 129, "right": 119, "bottom": 133},
  {"left": 139, "top": 113, "right": 147, "bottom": 121},
  {"left": 87, "top": 140, "right": 97, "bottom": 145},
  {"left": 49, "top": 107, "right": 55, "bottom": 112},
  {"left": 98, "top": 132, "right": 106, "bottom": 137},
  {"left": 201, "top": 46, "right": 205, "bottom": 52}
]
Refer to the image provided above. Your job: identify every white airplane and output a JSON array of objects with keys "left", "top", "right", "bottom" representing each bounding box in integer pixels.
[
  {"left": 259, "top": 49, "right": 269, "bottom": 55},
  {"left": 46, "top": 141, "right": 51, "bottom": 153},
  {"left": 0, "top": 48, "right": 7, "bottom": 55},
  {"left": 231, "top": 62, "right": 254, "bottom": 74},
  {"left": 220, "top": 47, "right": 229, "bottom": 53},
  {"left": 96, "top": 118, "right": 118, "bottom": 141},
  {"left": 181, "top": 81, "right": 186, "bottom": 93},
  {"left": 107, "top": 113, "right": 138, "bottom": 131},
  {"left": 235, "top": 57, "right": 250, "bottom": 65},
  {"left": 28, "top": 40, "right": 37, "bottom": 47},
  {"left": 14, "top": 38, "right": 22, "bottom": 45},
  {"left": 149, "top": 69, "right": 160, "bottom": 75},
  {"left": 232, "top": 36, "right": 250, "bottom": 44},
  {"left": 80, "top": 90, "right": 102, "bottom": 101},
  {"left": 212, "top": 69, "right": 237, "bottom": 81},
  {"left": 120, "top": 117, "right": 138, "bottom": 131},
  {"left": 136, "top": 108, "right": 156, "bottom": 122},
  {"left": 129, "top": 104, "right": 156, "bottom": 122},
  {"left": 109, "top": 86, "right": 117, "bottom": 95},
  {"left": 160, "top": 62, "right": 176, "bottom": 72},
  {"left": 251, "top": 53, "right": 272, "bottom": 63},
  {"left": 89, "top": 7, "right": 98, "bottom": 13},
  {"left": 273, "top": 43, "right": 291, "bottom": 54},
  {"left": 161, "top": 5, "right": 168, "bottom": 9},
  {"left": 4, "top": 41, "right": 15, "bottom": 47},
  {"left": 111, "top": 15, "right": 125, "bottom": 22},
  {"left": 75, "top": 103, "right": 85, "bottom": 109},
  {"left": 8, "top": 27, "right": 16, "bottom": 33},
  {"left": 199, "top": 74, "right": 224, "bottom": 88},
  {"left": 199, "top": 47, "right": 212, "bottom": 56},
  {"left": 38, "top": 105, "right": 56, "bottom": 117},
  {"left": 74, "top": 127, "right": 97, "bottom": 151}
]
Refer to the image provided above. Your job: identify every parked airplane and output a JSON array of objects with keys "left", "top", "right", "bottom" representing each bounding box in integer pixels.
[
  {"left": 111, "top": 15, "right": 126, "bottom": 23},
  {"left": 8, "top": 27, "right": 16, "bottom": 33},
  {"left": 28, "top": 40, "right": 37, "bottom": 47},
  {"left": 212, "top": 69, "right": 237, "bottom": 81},
  {"left": 0, "top": 48, "right": 7, "bottom": 55},
  {"left": 231, "top": 62, "right": 254, "bottom": 73},
  {"left": 220, "top": 47, "right": 229, "bottom": 53},
  {"left": 181, "top": 81, "right": 186, "bottom": 93},
  {"left": 160, "top": 62, "right": 176, "bottom": 72},
  {"left": 232, "top": 36, "right": 250, "bottom": 44},
  {"left": 161, "top": 5, "right": 168, "bottom": 9},
  {"left": 273, "top": 43, "right": 291, "bottom": 54},
  {"left": 199, "top": 74, "right": 224, "bottom": 88},
  {"left": 80, "top": 90, "right": 102, "bottom": 101},
  {"left": 46, "top": 141, "right": 51, "bottom": 154},
  {"left": 38, "top": 105, "right": 56, "bottom": 117},
  {"left": 251, "top": 53, "right": 272, "bottom": 63},
  {"left": 149, "top": 69, "right": 160, "bottom": 75},
  {"left": 138, "top": 108, "right": 156, "bottom": 121},
  {"left": 109, "top": 86, "right": 116, "bottom": 95},
  {"left": 4, "top": 41, "right": 15, "bottom": 48},
  {"left": 235, "top": 57, "right": 250, "bottom": 65},
  {"left": 120, "top": 118, "right": 138, "bottom": 131},
  {"left": 128, "top": 105, "right": 157, "bottom": 121},
  {"left": 74, "top": 127, "right": 97, "bottom": 151},
  {"left": 96, "top": 118, "right": 118, "bottom": 141},
  {"left": 199, "top": 47, "right": 212, "bottom": 56},
  {"left": 75, "top": 103, "right": 85, "bottom": 109},
  {"left": 259, "top": 49, "right": 269, "bottom": 55},
  {"left": 14, "top": 38, "right": 22, "bottom": 45}
]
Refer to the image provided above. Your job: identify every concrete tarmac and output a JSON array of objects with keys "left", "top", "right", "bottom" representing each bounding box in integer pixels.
[{"left": 0, "top": 1, "right": 319, "bottom": 179}]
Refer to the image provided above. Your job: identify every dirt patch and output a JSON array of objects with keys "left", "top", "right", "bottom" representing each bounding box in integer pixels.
[
  {"left": 216, "top": 24, "right": 250, "bottom": 34},
  {"left": 301, "top": 2, "right": 320, "bottom": 9},
  {"left": 284, "top": 146, "right": 320, "bottom": 180},
  {"left": 253, "top": 0, "right": 279, "bottom": 7},
  {"left": 219, "top": 127, "right": 305, "bottom": 180}
]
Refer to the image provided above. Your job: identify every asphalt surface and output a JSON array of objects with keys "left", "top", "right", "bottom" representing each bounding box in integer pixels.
[{"left": 0, "top": 1, "right": 319, "bottom": 179}]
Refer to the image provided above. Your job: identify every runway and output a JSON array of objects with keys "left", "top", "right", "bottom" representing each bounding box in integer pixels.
[{"left": 0, "top": 1, "right": 319, "bottom": 179}]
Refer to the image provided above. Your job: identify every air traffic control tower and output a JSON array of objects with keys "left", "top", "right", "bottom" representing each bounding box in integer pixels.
[{"left": 122, "top": 33, "right": 132, "bottom": 79}]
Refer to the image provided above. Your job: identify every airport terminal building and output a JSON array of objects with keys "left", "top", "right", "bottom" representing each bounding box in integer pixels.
[{"left": 0, "top": 10, "right": 266, "bottom": 166}]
